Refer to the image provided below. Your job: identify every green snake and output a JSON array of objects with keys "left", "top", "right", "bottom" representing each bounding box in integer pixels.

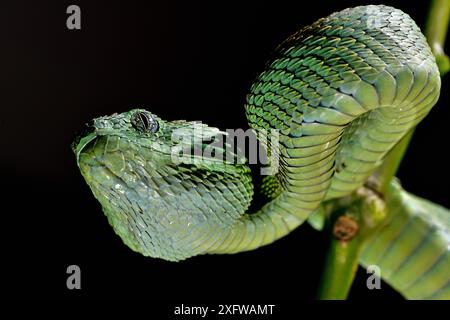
[{"left": 73, "top": 5, "right": 449, "bottom": 299}]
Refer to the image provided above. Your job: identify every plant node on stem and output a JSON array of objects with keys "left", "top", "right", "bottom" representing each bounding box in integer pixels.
[{"left": 317, "top": 186, "right": 386, "bottom": 300}]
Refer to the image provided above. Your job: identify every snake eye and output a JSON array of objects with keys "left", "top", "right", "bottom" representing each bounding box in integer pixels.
[{"left": 131, "top": 111, "right": 159, "bottom": 133}]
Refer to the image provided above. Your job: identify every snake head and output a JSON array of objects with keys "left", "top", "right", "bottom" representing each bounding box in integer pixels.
[
  {"left": 72, "top": 109, "right": 168, "bottom": 165},
  {"left": 73, "top": 109, "right": 252, "bottom": 261}
]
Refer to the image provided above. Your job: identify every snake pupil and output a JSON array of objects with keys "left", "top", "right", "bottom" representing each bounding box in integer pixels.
[{"left": 131, "top": 111, "right": 158, "bottom": 133}]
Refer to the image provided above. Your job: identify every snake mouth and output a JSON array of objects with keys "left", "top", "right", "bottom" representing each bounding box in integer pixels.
[{"left": 72, "top": 123, "right": 97, "bottom": 165}]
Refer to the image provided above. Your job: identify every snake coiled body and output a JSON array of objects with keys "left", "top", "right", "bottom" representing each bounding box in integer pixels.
[{"left": 74, "top": 5, "right": 447, "bottom": 298}]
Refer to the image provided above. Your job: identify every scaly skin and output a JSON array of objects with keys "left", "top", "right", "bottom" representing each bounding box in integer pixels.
[
  {"left": 360, "top": 180, "right": 450, "bottom": 300},
  {"left": 73, "top": 5, "right": 448, "bottom": 298}
]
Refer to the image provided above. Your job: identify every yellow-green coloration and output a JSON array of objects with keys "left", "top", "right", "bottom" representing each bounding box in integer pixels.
[
  {"left": 361, "top": 180, "right": 450, "bottom": 300},
  {"left": 73, "top": 5, "right": 449, "bottom": 299}
]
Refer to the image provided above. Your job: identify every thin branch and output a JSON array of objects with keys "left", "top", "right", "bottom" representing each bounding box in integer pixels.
[
  {"left": 426, "top": 0, "right": 450, "bottom": 75},
  {"left": 317, "top": 216, "right": 363, "bottom": 299}
]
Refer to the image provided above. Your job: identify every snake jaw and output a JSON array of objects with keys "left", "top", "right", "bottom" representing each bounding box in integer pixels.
[{"left": 72, "top": 124, "right": 97, "bottom": 166}]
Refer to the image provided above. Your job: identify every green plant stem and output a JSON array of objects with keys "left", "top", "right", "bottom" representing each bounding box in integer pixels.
[
  {"left": 317, "top": 234, "right": 364, "bottom": 299},
  {"left": 426, "top": 0, "right": 450, "bottom": 75},
  {"left": 373, "top": 130, "right": 415, "bottom": 194}
]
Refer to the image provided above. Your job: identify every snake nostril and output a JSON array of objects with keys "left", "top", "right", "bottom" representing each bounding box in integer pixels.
[{"left": 83, "top": 120, "right": 96, "bottom": 134}]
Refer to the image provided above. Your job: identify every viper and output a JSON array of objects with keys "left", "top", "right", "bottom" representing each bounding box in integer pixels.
[{"left": 73, "top": 5, "right": 449, "bottom": 299}]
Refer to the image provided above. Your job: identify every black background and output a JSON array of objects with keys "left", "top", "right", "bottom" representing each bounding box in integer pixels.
[{"left": 0, "top": 0, "right": 448, "bottom": 302}]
